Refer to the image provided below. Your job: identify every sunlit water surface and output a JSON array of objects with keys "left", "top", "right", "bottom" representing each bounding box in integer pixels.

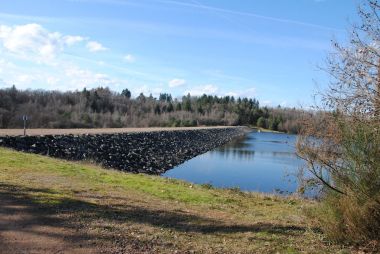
[{"left": 163, "top": 131, "right": 307, "bottom": 195}]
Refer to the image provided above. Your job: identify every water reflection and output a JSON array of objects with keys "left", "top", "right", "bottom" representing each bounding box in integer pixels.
[
  {"left": 210, "top": 149, "right": 256, "bottom": 161},
  {"left": 163, "top": 131, "right": 306, "bottom": 195}
]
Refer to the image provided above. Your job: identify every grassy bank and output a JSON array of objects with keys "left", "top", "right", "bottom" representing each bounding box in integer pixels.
[{"left": 0, "top": 147, "right": 349, "bottom": 253}]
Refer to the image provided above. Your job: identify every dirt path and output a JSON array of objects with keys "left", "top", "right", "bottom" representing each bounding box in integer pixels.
[
  {"left": 0, "top": 126, "right": 237, "bottom": 137},
  {"left": 0, "top": 188, "right": 98, "bottom": 254},
  {"left": 0, "top": 147, "right": 349, "bottom": 254}
]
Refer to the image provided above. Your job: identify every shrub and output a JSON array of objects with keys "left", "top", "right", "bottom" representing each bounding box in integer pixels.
[
  {"left": 300, "top": 117, "right": 380, "bottom": 246},
  {"left": 297, "top": 0, "right": 380, "bottom": 248}
]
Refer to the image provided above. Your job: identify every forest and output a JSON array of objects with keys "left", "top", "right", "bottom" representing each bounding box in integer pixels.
[{"left": 0, "top": 85, "right": 303, "bottom": 133}]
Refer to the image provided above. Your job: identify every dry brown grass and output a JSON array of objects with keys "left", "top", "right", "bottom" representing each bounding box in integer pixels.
[{"left": 0, "top": 147, "right": 353, "bottom": 253}]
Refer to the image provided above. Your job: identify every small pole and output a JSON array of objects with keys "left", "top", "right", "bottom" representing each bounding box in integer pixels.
[{"left": 23, "top": 115, "right": 28, "bottom": 136}]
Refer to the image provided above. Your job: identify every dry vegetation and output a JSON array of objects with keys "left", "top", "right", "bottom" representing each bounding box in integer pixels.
[
  {"left": 297, "top": 0, "right": 380, "bottom": 250},
  {"left": 0, "top": 147, "right": 354, "bottom": 254},
  {"left": 0, "top": 87, "right": 304, "bottom": 133}
]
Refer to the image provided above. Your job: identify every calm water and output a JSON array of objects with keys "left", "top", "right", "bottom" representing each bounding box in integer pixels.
[{"left": 163, "top": 131, "right": 306, "bottom": 194}]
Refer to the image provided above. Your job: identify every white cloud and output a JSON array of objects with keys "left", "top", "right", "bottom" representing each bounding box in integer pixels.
[
  {"left": 168, "top": 78, "right": 186, "bottom": 88},
  {"left": 46, "top": 76, "right": 60, "bottom": 85},
  {"left": 0, "top": 24, "right": 127, "bottom": 91},
  {"left": 132, "top": 84, "right": 163, "bottom": 98},
  {"left": 0, "top": 23, "right": 84, "bottom": 61},
  {"left": 17, "top": 74, "right": 35, "bottom": 84},
  {"left": 280, "top": 100, "right": 288, "bottom": 107},
  {"left": 224, "top": 92, "right": 239, "bottom": 97},
  {"left": 225, "top": 87, "right": 256, "bottom": 98},
  {"left": 64, "top": 65, "right": 118, "bottom": 89},
  {"left": 12, "top": 72, "right": 46, "bottom": 89},
  {"left": 0, "top": 58, "right": 16, "bottom": 73},
  {"left": 244, "top": 88, "right": 256, "bottom": 97},
  {"left": 0, "top": 78, "right": 6, "bottom": 88},
  {"left": 0, "top": 61, "right": 123, "bottom": 91},
  {"left": 124, "top": 54, "right": 135, "bottom": 63},
  {"left": 262, "top": 100, "right": 272, "bottom": 106},
  {"left": 64, "top": 35, "right": 85, "bottom": 46},
  {"left": 185, "top": 84, "right": 218, "bottom": 96},
  {"left": 86, "top": 41, "right": 107, "bottom": 52}
]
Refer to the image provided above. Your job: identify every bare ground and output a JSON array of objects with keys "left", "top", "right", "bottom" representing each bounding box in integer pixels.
[
  {"left": 0, "top": 147, "right": 354, "bottom": 253},
  {"left": 0, "top": 126, "right": 237, "bottom": 137},
  {"left": 0, "top": 184, "right": 178, "bottom": 254},
  {"left": 0, "top": 186, "right": 98, "bottom": 254},
  {"left": 0, "top": 183, "right": 315, "bottom": 254}
]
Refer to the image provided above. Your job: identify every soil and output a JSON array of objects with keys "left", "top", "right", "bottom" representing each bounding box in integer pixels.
[{"left": 0, "top": 190, "right": 98, "bottom": 254}]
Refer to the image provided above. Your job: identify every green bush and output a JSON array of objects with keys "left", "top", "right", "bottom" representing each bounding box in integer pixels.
[{"left": 256, "top": 116, "right": 266, "bottom": 128}]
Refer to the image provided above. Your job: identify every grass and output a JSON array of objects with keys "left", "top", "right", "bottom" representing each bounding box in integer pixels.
[{"left": 0, "top": 147, "right": 351, "bottom": 253}]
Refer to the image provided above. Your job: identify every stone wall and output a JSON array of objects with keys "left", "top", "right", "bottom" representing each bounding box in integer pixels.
[{"left": 0, "top": 127, "right": 247, "bottom": 174}]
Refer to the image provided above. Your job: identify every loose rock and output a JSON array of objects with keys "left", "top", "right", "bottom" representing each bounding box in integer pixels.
[{"left": 0, "top": 127, "right": 247, "bottom": 174}]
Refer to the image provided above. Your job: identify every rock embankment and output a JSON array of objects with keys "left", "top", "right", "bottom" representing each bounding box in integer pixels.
[{"left": 0, "top": 127, "right": 247, "bottom": 174}]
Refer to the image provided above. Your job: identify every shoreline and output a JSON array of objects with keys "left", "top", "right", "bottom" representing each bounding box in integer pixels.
[
  {"left": 0, "top": 147, "right": 347, "bottom": 253},
  {"left": 0, "top": 127, "right": 247, "bottom": 174},
  {"left": 250, "top": 126, "right": 286, "bottom": 134}
]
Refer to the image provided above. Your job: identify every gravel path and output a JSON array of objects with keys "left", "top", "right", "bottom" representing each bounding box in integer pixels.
[{"left": 0, "top": 126, "right": 236, "bottom": 136}]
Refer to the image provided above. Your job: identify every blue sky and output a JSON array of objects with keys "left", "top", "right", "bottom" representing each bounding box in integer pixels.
[{"left": 0, "top": 0, "right": 360, "bottom": 107}]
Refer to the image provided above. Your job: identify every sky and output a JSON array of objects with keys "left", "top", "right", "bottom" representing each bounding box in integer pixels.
[{"left": 0, "top": 0, "right": 361, "bottom": 107}]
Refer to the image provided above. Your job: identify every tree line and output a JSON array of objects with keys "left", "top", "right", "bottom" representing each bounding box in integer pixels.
[{"left": 0, "top": 86, "right": 303, "bottom": 133}]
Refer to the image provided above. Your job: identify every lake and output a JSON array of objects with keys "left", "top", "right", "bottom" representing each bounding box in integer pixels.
[{"left": 163, "top": 131, "right": 306, "bottom": 195}]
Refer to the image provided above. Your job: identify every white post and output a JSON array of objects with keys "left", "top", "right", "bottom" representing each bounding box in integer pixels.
[{"left": 23, "top": 115, "right": 27, "bottom": 136}]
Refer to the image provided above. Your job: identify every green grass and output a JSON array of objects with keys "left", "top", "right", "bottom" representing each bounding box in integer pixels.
[
  {"left": 0, "top": 147, "right": 350, "bottom": 253},
  {"left": 1, "top": 147, "right": 240, "bottom": 205}
]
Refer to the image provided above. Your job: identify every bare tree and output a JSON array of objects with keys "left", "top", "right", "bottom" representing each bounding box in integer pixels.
[{"left": 297, "top": 0, "right": 380, "bottom": 245}]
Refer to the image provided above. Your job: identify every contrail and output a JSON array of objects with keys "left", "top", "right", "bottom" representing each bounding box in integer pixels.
[
  {"left": 65, "top": 0, "right": 343, "bottom": 32},
  {"left": 153, "top": 0, "right": 343, "bottom": 32}
]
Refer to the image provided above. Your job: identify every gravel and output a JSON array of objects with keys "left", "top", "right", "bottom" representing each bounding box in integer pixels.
[{"left": 0, "top": 127, "right": 248, "bottom": 174}]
